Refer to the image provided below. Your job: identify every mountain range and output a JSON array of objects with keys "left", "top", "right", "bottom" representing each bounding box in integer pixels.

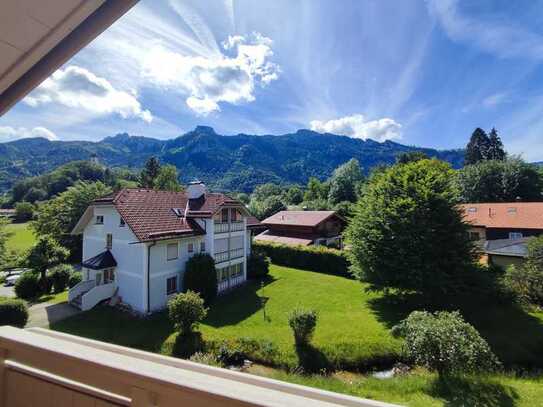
[{"left": 0, "top": 126, "right": 465, "bottom": 193}]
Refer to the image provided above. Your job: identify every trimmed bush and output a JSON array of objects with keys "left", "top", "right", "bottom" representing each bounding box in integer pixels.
[
  {"left": 172, "top": 332, "right": 204, "bottom": 359},
  {"left": 184, "top": 253, "right": 217, "bottom": 304},
  {"left": 0, "top": 299, "right": 28, "bottom": 328},
  {"left": 288, "top": 307, "right": 318, "bottom": 346},
  {"left": 68, "top": 272, "right": 82, "bottom": 288},
  {"left": 168, "top": 290, "right": 208, "bottom": 334},
  {"left": 392, "top": 310, "right": 500, "bottom": 377},
  {"left": 48, "top": 264, "right": 73, "bottom": 293},
  {"left": 247, "top": 249, "right": 270, "bottom": 279},
  {"left": 14, "top": 272, "right": 41, "bottom": 300},
  {"left": 254, "top": 242, "right": 350, "bottom": 277}
]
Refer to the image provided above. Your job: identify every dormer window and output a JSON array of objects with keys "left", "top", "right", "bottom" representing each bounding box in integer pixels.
[
  {"left": 507, "top": 207, "right": 517, "bottom": 214},
  {"left": 172, "top": 208, "right": 184, "bottom": 217},
  {"left": 96, "top": 215, "right": 104, "bottom": 224},
  {"left": 119, "top": 217, "right": 125, "bottom": 227}
]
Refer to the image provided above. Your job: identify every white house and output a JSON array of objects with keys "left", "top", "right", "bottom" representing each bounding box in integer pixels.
[{"left": 69, "top": 182, "right": 258, "bottom": 313}]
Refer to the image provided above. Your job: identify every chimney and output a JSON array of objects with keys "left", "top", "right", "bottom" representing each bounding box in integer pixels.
[{"left": 187, "top": 181, "right": 206, "bottom": 200}]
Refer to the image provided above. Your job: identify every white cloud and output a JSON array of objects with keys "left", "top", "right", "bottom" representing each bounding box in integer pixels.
[
  {"left": 0, "top": 126, "right": 58, "bottom": 142},
  {"left": 24, "top": 66, "right": 152, "bottom": 122},
  {"left": 142, "top": 32, "right": 280, "bottom": 115},
  {"left": 310, "top": 114, "right": 402, "bottom": 142},
  {"left": 482, "top": 92, "right": 508, "bottom": 108},
  {"left": 427, "top": 0, "right": 543, "bottom": 60}
]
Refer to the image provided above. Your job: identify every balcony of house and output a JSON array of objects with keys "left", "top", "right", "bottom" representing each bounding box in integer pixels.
[
  {"left": 0, "top": 327, "right": 396, "bottom": 406},
  {"left": 214, "top": 247, "right": 245, "bottom": 264},
  {"left": 213, "top": 220, "right": 245, "bottom": 234}
]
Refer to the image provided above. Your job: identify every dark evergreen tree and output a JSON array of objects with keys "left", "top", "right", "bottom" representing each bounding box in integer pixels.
[
  {"left": 140, "top": 156, "right": 161, "bottom": 188},
  {"left": 465, "top": 128, "right": 490, "bottom": 165},
  {"left": 487, "top": 128, "right": 506, "bottom": 161}
]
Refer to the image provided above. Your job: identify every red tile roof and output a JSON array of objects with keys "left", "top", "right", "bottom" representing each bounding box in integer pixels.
[
  {"left": 261, "top": 211, "right": 340, "bottom": 227},
  {"left": 460, "top": 202, "right": 543, "bottom": 230},
  {"left": 97, "top": 189, "right": 244, "bottom": 242}
]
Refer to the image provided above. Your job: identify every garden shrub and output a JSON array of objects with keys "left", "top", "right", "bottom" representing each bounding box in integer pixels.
[
  {"left": 14, "top": 272, "right": 41, "bottom": 300},
  {"left": 205, "top": 337, "right": 281, "bottom": 367},
  {"left": 247, "top": 248, "right": 270, "bottom": 279},
  {"left": 288, "top": 307, "right": 318, "bottom": 346},
  {"left": 254, "top": 242, "right": 350, "bottom": 277},
  {"left": 48, "top": 264, "right": 73, "bottom": 293},
  {"left": 168, "top": 290, "right": 208, "bottom": 334},
  {"left": 68, "top": 271, "right": 82, "bottom": 288},
  {"left": 14, "top": 202, "right": 34, "bottom": 222},
  {"left": 172, "top": 331, "right": 204, "bottom": 359},
  {"left": 217, "top": 342, "right": 246, "bottom": 366},
  {"left": 502, "top": 263, "right": 543, "bottom": 307},
  {"left": 189, "top": 352, "right": 221, "bottom": 367},
  {"left": 184, "top": 254, "right": 217, "bottom": 304},
  {"left": 0, "top": 299, "right": 29, "bottom": 328},
  {"left": 392, "top": 310, "right": 500, "bottom": 377}
]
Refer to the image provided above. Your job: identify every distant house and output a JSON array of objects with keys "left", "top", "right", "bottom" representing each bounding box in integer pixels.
[
  {"left": 254, "top": 211, "right": 346, "bottom": 247},
  {"left": 70, "top": 182, "right": 253, "bottom": 313},
  {"left": 484, "top": 238, "right": 529, "bottom": 269},
  {"left": 460, "top": 202, "right": 543, "bottom": 241}
]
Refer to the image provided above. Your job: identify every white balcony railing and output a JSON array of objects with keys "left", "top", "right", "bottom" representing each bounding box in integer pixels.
[
  {"left": 214, "top": 222, "right": 230, "bottom": 234},
  {"left": 214, "top": 248, "right": 244, "bottom": 264},
  {"left": 214, "top": 221, "right": 245, "bottom": 234}
]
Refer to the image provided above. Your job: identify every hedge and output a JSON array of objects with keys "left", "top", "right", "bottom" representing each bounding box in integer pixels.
[
  {"left": 253, "top": 242, "right": 351, "bottom": 277},
  {"left": 0, "top": 299, "right": 29, "bottom": 328}
]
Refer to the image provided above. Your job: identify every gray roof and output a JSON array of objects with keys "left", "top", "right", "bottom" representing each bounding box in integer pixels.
[{"left": 484, "top": 238, "right": 529, "bottom": 258}]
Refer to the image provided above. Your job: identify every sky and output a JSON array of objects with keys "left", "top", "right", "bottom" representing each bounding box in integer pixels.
[{"left": 1, "top": 0, "right": 543, "bottom": 160}]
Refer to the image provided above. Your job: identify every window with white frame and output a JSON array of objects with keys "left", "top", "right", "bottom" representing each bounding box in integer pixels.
[
  {"left": 96, "top": 215, "right": 104, "bottom": 224},
  {"left": 509, "top": 232, "right": 523, "bottom": 239},
  {"left": 103, "top": 268, "right": 115, "bottom": 284},
  {"left": 200, "top": 241, "right": 206, "bottom": 252},
  {"left": 167, "top": 243, "right": 178, "bottom": 261},
  {"left": 188, "top": 243, "right": 194, "bottom": 253},
  {"left": 106, "top": 233, "right": 112, "bottom": 250},
  {"left": 231, "top": 263, "right": 243, "bottom": 278},
  {"left": 166, "top": 276, "right": 177, "bottom": 295},
  {"left": 119, "top": 217, "right": 125, "bottom": 227}
]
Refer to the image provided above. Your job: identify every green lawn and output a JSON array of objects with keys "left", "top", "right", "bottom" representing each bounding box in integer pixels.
[
  {"left": 5, "top": 222, "right": 36, "bottom": 253},
  {"left": 50, "top": 264, "right": 543, "bottom": 406}
]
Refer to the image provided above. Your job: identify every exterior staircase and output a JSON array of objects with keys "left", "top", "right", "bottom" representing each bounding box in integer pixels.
[{"left": 68, "top": 279, "right": 116, "bottom": 311}]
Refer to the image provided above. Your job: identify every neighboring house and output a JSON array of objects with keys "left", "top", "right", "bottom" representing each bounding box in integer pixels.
[
  {"left": 484, "top": 238, "right": 529, "bottom": 269},
  {"left": 69, "top": 182, "right": 253, "bottom": 313},
  {"left": 255, "top": 210, "right": 346, "bottom": 247},
  {"left": 461, "top": 202, "right": 543, "bottom": 241}
]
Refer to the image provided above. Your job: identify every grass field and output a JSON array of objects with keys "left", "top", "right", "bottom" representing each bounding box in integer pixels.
[
  {"left": 5, "top": 222, "right": 36, "bottom": 253},
  {"left": 51, "top": 264, "right": 543, "bottom": 405}
]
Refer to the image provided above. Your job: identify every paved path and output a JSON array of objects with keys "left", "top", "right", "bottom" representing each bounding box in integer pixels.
[
  {"left": 0, "top": 285, "right": 15, "bottom": 298},
  {"left": 26, "top": 302, "right": 81, "bottom": 328}
]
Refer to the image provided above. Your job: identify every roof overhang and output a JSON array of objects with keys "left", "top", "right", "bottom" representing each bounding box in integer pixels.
[{"left": 0, "top": 0, "right": 138, "bottom": 115}]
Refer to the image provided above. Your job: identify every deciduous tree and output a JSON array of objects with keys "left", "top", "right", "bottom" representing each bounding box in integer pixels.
[{"left": 346, "top": 159, "right": 475, "bottom": 296}]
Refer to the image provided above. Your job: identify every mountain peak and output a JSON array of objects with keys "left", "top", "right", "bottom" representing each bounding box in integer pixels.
[{"left": 193, "top": 125, "right": 217, "bottom": 135}]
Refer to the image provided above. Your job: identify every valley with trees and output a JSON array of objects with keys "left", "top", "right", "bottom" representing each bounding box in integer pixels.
[{"left": 1, "top": 126, "right": 543, "bottom": 406}]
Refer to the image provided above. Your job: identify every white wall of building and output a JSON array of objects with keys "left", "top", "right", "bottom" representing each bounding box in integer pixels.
[{"left": 82, "top": 205, "right": 145, "bottom": 311}]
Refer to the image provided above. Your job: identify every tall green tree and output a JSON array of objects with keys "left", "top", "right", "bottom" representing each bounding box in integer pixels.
[
  {"left": 487, "top": 128, "right": 506, "bottom": 161},
  {"left": 32, "top": 181, "right": 112, "bottom": 258},
  {"left": 328, "top": 159, "right": 364, "bottom": 205},
  {"left": 346, "top": 159, "right": 475, "bottom": 297},
  {"left": 465, "top": 128, "right": 490, "bottom": 165},
  {"left": 304, "top": 177, "right": 328, "bottom": 201},
  {"left": 154, "top": 165, "right": 183, "bottom": 191},
  {"left": 456, "top": 158, "right": 543, "bottom": 203},
  {"left": 140, "top": 156, "right": 161, "bottom": 188},
  {"left": 396, "top": 151, "right": 429, "bottom": 164},
  {"left": 27, "top": 236, "right": 69, "bottom": 285},
  {"left": 283, "top": 186, "right": 304, "bottom": 205}
]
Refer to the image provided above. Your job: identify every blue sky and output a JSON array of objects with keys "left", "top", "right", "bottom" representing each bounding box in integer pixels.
[{"left": 1, "top": 0, "right": 543, "bottom": 160}]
